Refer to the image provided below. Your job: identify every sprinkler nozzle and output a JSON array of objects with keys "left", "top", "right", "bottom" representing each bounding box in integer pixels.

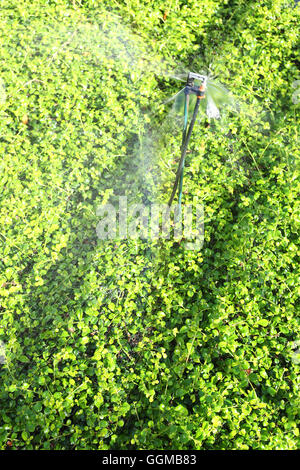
[{"left": 185, "top": 72, "right": 207, "bottom": 98}]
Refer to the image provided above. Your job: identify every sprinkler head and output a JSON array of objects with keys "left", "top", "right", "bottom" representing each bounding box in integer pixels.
[
  {"left": 187, "top": 72, "right": 207, "bottom": 87},
  {"left": 185, "top": 72, "right": 207, "bottom": 98}
]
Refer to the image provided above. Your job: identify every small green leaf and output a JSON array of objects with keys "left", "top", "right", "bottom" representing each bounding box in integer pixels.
[{"left": 258, "top": 319, "right": 269, "bottom": 327}]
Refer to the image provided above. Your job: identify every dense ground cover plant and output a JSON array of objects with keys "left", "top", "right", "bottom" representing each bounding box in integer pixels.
[{"left": 0, "top": 0, "right": 299, "bottom": 450}]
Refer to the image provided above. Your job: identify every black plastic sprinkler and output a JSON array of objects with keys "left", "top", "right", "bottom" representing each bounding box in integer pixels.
[{"left": 168, "top": 72, "right": 207, "bottom": 208}]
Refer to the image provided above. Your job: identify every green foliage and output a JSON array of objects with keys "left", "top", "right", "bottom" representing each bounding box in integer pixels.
[{"left": 0, "top": 0, "right": 299, "bottom": 450}]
